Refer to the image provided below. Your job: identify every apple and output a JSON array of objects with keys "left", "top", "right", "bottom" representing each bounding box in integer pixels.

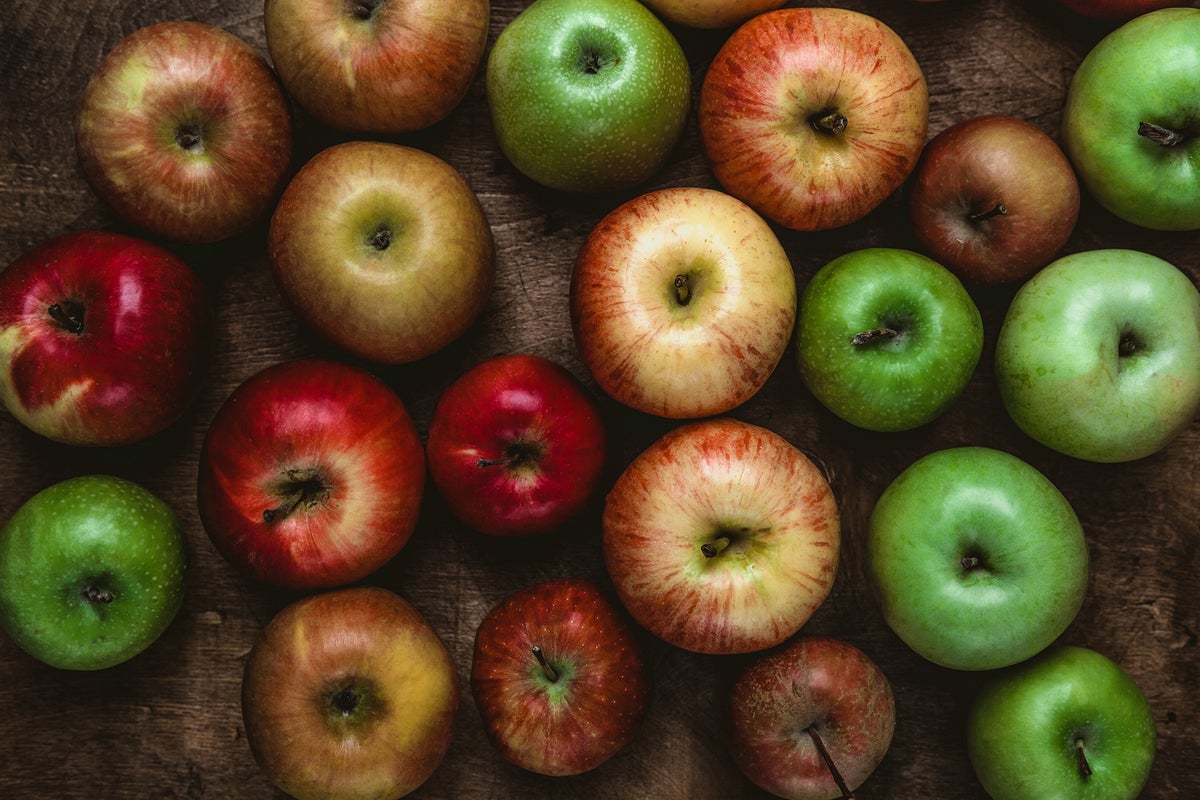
[
  {"left": 264, "top": 0, "right": 489, "bottom": 134},
  {"left": 0, "top": 230, "right": 209, "bottom": 447},
  {"left": 868, "top": 447, "right": 1089, "bottom": 671},
  {"left": 571, "top": 186, "right": 796, "bottom": 419},
  {"left": 794, "top": 247, "right": 983, "bottom": 433},
  {"left": 197, "top": 358, "right": 425, "bottom": 589},
  {"left": 967, "top": 645, "right": 1157, "bottom": 800},
  {"left": 470, "top": 578, "right": 651, "bottom": 776},
  {"left": 242, "top": 586, "right": 459, "bottom": 800},
  {"left": 908, "top": 115, "right": 1081, "bottom": 285},
  {"left": 1056, "top": 0, "right": 1192, "bottom": 19},
  {"left": 602, "top": 418, "right": 840, "bottom": 655},
  {"left": 995, "top": 249, "right": 1200, "bottom": 463},
  {"left": 638, "top": 0, "right": 786, "bottom": 29},
  {"left": 75, "top": 21, "right": 292, "bottom": 244},
  {"left": 486, "top": 0, "right": 691, "bottom": 193},
  {"left": 1062, "top": 8, "right": 1200, "bottom": 231},
  {"left": 0, "top": 474, "right": 186, "bottom": 671},
  {"left": 268, "top": 141, "right": 495, "bottom": 365},
  {"left": 426, "top": 353, "right": 606, "bottom": 537},
  {"left": 699, "top": 7, "right": 929, "bottom": 231},
  {"left": 729, "top": 636, "right": 895, "bottom": 800}
]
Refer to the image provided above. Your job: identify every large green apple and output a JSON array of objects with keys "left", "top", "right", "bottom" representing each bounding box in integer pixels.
[
  {"left": 867, "top": 447, "right": 1088, "bottom": 671},
  {"left": 486, "top": 0, "right": 690, "bottom": 193},
  {"left": 1061, "top": 7, "right": 1200, "bottom": 230},
  {"left": 968, "top": 645, "right": 1157, "bottom": 800},
  {"left": 995, "top": 249, "right": 1200, "bottom": 463},
  {"left": 0, "top": 475, "right": 187, "bottom": 670},
  {"left": 795, "top": 247, "right": 983, "bottom": 432}
]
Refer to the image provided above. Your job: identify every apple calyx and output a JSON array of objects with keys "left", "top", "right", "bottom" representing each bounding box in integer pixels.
[
  {"left": 531, "top": 645, "right": 559, "bottom": 683},
  {"left": 806, "top": 724, "right": 855, "bottom": 800},
  {"left": 81, "top": 584, "right": 115, "bottom": 605},
  {"left": 968, "top": 203, "right": 1009, "bottom": 223},
  {"left": 1118, "top": 330, "right": 1143, "bottom": 359},
  {"left": 1137, "top": 122, "right": 1188, "bottom": 148},
  {"left": 332, "top": 687, "right": 361, "bottom": 716},
  {"left": 174, "top": 122, "right": 205, "bottom": 155},
  {"left": 367, "top": 224, "right": 395, "bottom": 252},
  {"left": 851, "top": 327, "right": 899, "bottom": 346},
  {"left": 262, "top": 468, "right": 331, "bottom": 523},
  {"left": 1075, "top": 737, "right": 1093, "bottom": 778},
  {"left": 48, "top": 301, "right": 85, "bottom": 334},
  {"left": 810, "top": 110, "right": 849, "bottom": 137},
  {"left": 346, "top": 0, "right": 382, "bottom": 23}
]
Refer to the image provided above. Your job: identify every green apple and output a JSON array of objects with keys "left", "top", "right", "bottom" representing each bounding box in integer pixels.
[
  {"left": 867, "top": 447, "right": 1088, "bottom": 671},
  {"left": 968, "top": 645, "right": 1157, "bottom": 800},
  {"left": 995, "top": 249, "right": 1200, "bottom": 463},
  {"left": 795, "top": 247, "right": 983, "bottom": 432},
  {"left": 1062, "top": 7, "right": 1200, "bottom": 230},
  {"left": 0, "top": 475, "right": 187, "bottom": 670},
  {"left": 486, "top": 0, "right": 690, "bottom": 193}
]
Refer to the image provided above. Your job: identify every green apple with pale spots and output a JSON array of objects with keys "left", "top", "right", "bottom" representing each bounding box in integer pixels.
[
  {"left": 486, "top": 0, "right": 691, "bottom": 193},
  {"left": 0, "top": 475, "right": 187, "bottom": 670}
]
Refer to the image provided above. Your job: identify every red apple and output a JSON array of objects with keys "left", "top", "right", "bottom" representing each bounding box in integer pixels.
[
  {"left": 197, "top": 359, "right": 424, "bottom": 589},
  {"left": 699, "top": 7, "right": 929, "bottom": 231},
  {"left": 638, "top": 0, "right": 787, "bottom": 29},
  {"left": 242, "top": 586, "right": 459, "bottom": 800},
  {"left": 1056, "top": 0, "right": 1192, "bottom": 19},
  {"left": 426, "top": 353, "right": 606, "bottom": 537},
  {"left": 602, "top": 418, "right": 840, "bottom": 655},
  {"left": 0, "top": 230, "right": 209, "bottom": 447},
  {"left": 729, "top": 636, "right": 896, "bottom": 800},
  {"left": 908, "top": 115, "right": 1081, "bottom": 285},
  {"left": 75, "top": 21, "right": 292, "bottom": 244},
  {"left": 264, "top": 0, "right": 489, "bottom": 133},
  {"left": 471, "top": 578, "right": 651, "bottom": 776}
]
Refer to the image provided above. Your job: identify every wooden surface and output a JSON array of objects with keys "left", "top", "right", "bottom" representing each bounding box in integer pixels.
[{"left": 1, "top": 1, "right": 1198, "bottom": 798}]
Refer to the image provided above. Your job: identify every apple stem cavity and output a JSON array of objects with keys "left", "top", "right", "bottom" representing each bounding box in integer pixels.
[
  {"left": 263, "top": 469, "right": 329, "bottom": 523},
  {"left": 969, "top": 203, "right": 1008, "bottom": 222},
  {"left": 48, "top": 301, "right": 85, "bottom": 334},
  {"left": 807, "top": 725, "right": 855, "bottom": 799},
  {"left": 851, "top": 328, "right": 899, "bottom": 346},
  {"left": 1075, "top": 737, "right": 1093, "bottom": 778},
  {"left": 810, "top": 111, "right": 849, "bottom": 137},
  {"left": 532, "top": 645, "right": 559, "bottom": 682},
  {"left": 1137, "top": 121, "right": 1186, "bottom": 148}
]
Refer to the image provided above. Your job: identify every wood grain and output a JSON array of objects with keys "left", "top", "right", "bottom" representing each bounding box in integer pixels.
[{"left": 1, "top": 1, "right": 1197, "bottom": 798}]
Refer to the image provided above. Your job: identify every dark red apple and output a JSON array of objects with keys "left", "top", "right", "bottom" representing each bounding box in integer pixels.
[
  {"left": 426, "top": 353, "right": 606, "bottom": 537},
  {"left": 197, "top": 359, "right": 424, "bottom": 589},
  {"left": 471, "top": 578, "right": 651, "bottom": 777},
  {"left": 0, "top": 230, "right": 209, "bottom": 447}
]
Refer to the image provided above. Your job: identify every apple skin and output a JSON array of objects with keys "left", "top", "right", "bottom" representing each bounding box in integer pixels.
[
  {"left": 571, "top": 186, "right": 796, "bottom": 419},
  {"left": 699, "top": 7, "right": 929, "bottom": 231},
  {"left": 197, "top": 358, "right": 425, "bottom": 590},
  {"left": 729, "top": 636, "right": 896, "bottom": 800},
  {"left": 995, "top": 249, "right": 1200, "bottom": 463},
  {"left": 486, "top": 0, "right": 691, "bottom": 193},
  {"left": 242, "top": 586, "right": 459, "bottom": 800},
  {"left": 426, "top": 353, "right": 606, "bottom": 537},
  {"left": 1056, "top": 0, "right": 1192, "bottom": 19},
  {"left": 602, "top": 418, "right": 840, "bottom": 655},
  {"left": 264, "top": 0, "right": 489, "bottom": 134},
  {"left": 0, "top": 230, "right": 209, "bottom": 447},
  {"left": 75, "top": 21, "right": 292, "bottom": 244},
  {"left": 638, "top": 0, "right": 787, "bottom": 29},
  {"left": 471, "top": 578, "right": 651, "bottom": 776},
  {"left": 1062, "top": 8, "right": 1200, "bottom": 231},
  {"left": 795, "top": 247, "right": 983, "bottom": 433},
  {"left": 868, "top": 447, "right": 1089, "bottom": 671},
  {"left": 0, "top": 475, "right": 187, "bottom": 671},
  {"left": 268, "top": 141, "right": 495, "bottom": 365},
  {"left": 908, "top": 115, "right": 1081, "bottom": 285},
  {"left": 967, "top": 645, "right": 1157, "bottom": 800}
]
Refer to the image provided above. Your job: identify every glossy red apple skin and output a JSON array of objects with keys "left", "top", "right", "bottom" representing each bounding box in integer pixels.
[
  {"left": 730, "top": 636, "right": 896, "bottom": 800},
  {"left": 0, "top": 230, "right": 209, "bottom": 447},
  {"left": 197, "top": 359, "right": 424, "bottom": 590},
  {"left": 1056, "top": 0, "right": 1191, "bottom": 18},
  {"left": 699, "top": 7, "right": 929, "bottom": 231},
  {"left": 75, "top": 21, "right": 292, "bottom": 244},
  {"left": 471, "top": 578, "right": 651, "bottom": 777},
  {"left": 426, "top": 353, "right": 606, "bottom": 537},
  {"left": 909, "top": 115, "right": 1081, "bottom": 285}
]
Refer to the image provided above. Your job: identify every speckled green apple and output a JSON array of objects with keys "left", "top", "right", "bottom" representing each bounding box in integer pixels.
[
  {"left": 486, "top": 0, "right": 690, "bottom": 193},
  {"left": 0, "top": 475, "right": 187, "bottom": 670},
  {"left": 795, "top": 248, "right": 983, "bottom": 432}
]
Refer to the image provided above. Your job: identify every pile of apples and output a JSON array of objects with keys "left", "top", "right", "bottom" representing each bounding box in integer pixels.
[{"left": 0, "top": 1, "right": 1198, "bottom": 799}]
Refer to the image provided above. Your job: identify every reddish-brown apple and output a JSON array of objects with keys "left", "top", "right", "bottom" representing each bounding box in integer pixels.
[{"left": 639, "top": 0, "right": 786, "bottom": 28}]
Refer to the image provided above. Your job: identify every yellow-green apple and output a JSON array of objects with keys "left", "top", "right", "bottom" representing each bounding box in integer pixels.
[
  {"left": 602, "top": 418, "right": 840, "bottom": 655},
  {"left": 470, "top": 578, "right": 651, "bottom": 776},
  {"left": 729, "top": 636, "right": 895, "bottom": 800},
  {"left": 908, "top": 115, "right": 1081, "bottom": 285},
  {"left": 426, "top": 353, "right": 606, "bottom": 537},
  {"left": 0, "top": 230, "right": 209, "bottom": 447},
  {"left": 197, "top": 359, "right": 425, "bottom": 590},
  {"left": 242, "top": 586, "right": 459, "bottom": 800},
  {"left": 995, "top": 249, "right": 1200, "bottom": 463},
  {"left": 699, "top": 7, "right": 929, "bottom": 231},
  {"left": 268, "top": 141, "right": 495, "bottom": 365},
  {"left": 570, "top": 186, "right": 796, "bottom": 419},
  {"left": 75, "top": 21, "right": 292, "bottom": 244},
  {"left": 638, "top": 0, "right": 786, "bottom": 29},
  {"left": 264, "top": 0, "right": 489, "bottom": 134}
]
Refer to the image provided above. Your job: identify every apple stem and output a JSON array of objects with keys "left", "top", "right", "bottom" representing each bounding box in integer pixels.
[
  {"left": 807, "top": 726, "right": 855, "bottom": 799},
  {"left": 477, "top": 441, "right": 542, "bottom": 470},
  {"left": 1138, "top": 122, "right": 1185, "bottom": 148},
  {"left": 810, "top": 111, "right": 849, "bottom": 136},
  {"left": 82, "top": 586, "right": 114, "bottom": 604},
  {"left": 674, "top": 274, "right": 692, "bottom": 306},
  {"left": 701, "top": 536, "right": 731, "bottom": 559},
  {"left": 851, "top": 328, "right": 898, "bottom": 346},
  {"left": 1075, "top": 738, "right": 1093, "bottom": 778},
  {"left": 263, "top": 491, "right": 305, "bottom": 522},
  {"left": 969, "top": 203, "right": 1008, "bottom": 222},
  {"left": 48, "top": 302, "right": 85, "bottom": 334},
  {"left": 532, "top": 645, "right": 559, "bottom": 682}
]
